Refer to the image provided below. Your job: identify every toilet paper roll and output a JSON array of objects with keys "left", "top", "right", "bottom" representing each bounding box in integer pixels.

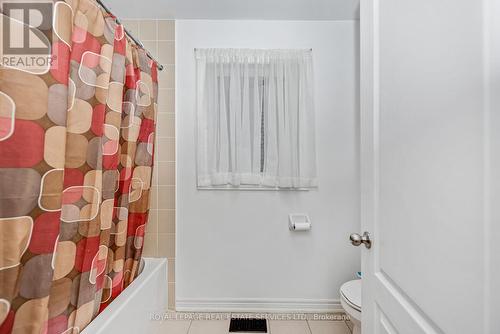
[{"left": 292, "top": 222, "right": 311, "bottom": 231}]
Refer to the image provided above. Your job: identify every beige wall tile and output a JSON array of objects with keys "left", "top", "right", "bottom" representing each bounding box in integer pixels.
[
  {"left": 151, "top": 160, "right": 159, "bottom": 185},
  {"left": 157, "top": 113, "right": 175, "bottom": 138},
  {"left": 121, "top": 20, "right": 139, "bottom": 37},
  {"left": 146, "top": 209, "right": 158, "bottom": 234},
  {"left": 168, "top": 258, "right": 175, "bottom": 283},
  {"left": 157, "top": 161, "right": 175, "bottom": 186},
  {"left": 158, "top": 186, "right": 175, "bottom": 209},
  {"left": 135, "top": 18, "right": 176, "bottom": 310},
  {"left": 159, "top": 65, "right": 175, "bottom": 89},
  {"left": 158, "top": 233, "right": 176, "bottom": 258},
  {"left": 158, "top": 41, "right": 175, "bottom": 65},
  {"left": 158, "top": 20, "right": 175, "bottom": 41},
  {"left": 142, "top": 233, "right": 158, "bottom": 257},
  {"left": 168, "top": 282, "right": 175, "bottom": 310},
  {"left": 150, "top": 185, "right": 158, "bottom": 209},
  {"left": 139, "top": 20, "right": 157, "bottom": 40},
  {"left": 158, "top": 89, "right": 175, "bottom": 113},
  {"left": 158, "top": 209, "right": 175, "bottom": 233},
  {"left": 142, "top": 40, "right": 158, "bottom": 59},
  {"left": 157, "top": 138, "right": 175, "bottom": 162}
]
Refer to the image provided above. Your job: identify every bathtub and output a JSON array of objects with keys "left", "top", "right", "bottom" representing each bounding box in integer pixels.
[{"left": 81, "top": 258, "right": 168, "bottom": 334}]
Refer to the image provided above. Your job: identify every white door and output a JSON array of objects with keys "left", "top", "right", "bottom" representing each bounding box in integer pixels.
[{"left": 359, "top": 0, "right": 500, "bottom": 333}]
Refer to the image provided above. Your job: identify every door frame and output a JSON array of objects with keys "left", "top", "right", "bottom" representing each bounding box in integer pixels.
[{"left": 359, "top": 0, "right": 377, "bottom": 330}]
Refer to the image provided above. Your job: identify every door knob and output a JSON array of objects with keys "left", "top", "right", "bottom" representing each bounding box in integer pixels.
[{"left": 350, "top": 232, "right": 372, "bottom": 249}]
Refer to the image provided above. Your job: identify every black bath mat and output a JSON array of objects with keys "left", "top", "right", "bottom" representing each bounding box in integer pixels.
[{"left": 229, "top": 318, "right": 267, "bottom": 332}]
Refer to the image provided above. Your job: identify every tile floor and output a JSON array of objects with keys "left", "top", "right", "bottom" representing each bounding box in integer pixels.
[{"left": 150, "top": 313, "right": 352, "bottom": 334}]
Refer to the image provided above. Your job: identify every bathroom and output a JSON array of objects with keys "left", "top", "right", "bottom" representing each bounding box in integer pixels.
[{"left": 0, "top": 0, "right": 498, "bottom": 333}]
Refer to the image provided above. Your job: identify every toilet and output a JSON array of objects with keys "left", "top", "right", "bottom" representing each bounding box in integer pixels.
[{"left": 340, "top": 279, "right": 361, "bottom": 334}]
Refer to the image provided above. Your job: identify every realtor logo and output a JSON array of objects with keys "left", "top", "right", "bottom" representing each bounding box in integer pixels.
[{"left": 1, "top": 0, "right": 54, "bottom": 72}]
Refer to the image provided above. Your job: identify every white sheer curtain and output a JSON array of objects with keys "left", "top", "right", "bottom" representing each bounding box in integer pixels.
[{"left": 196, "top": 48, "right": 316, "bottom": 188}]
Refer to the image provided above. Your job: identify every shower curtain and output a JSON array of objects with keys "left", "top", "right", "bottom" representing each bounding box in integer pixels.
[{"left": 0, "top": 1, "right": 159, "bottom": 333}]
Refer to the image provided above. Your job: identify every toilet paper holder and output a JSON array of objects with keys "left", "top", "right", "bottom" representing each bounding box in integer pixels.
[{"left": 288, "top": 214, "right": 312, "bottom": 231}]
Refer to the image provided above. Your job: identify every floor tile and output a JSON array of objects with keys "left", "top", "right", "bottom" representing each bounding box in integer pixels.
[
  {"left": 345, "top": 320, "right": 354, "bottom": 333},
  {"left": 153, "top": 320, "right": 191, "bottom": 334},
  {"left": 307, "top": 320, "right": 351, "bottom": 334},
  {"left": 270, "top": 320, "right": 311, "bottom": 334},
  {"left": 188, "top": 320, "right": 230, "bottom": 334}
]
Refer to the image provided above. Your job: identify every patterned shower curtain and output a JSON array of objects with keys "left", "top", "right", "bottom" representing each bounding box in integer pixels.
[{"left": 0, "top": 0, "right": 158, "bottom": 333}]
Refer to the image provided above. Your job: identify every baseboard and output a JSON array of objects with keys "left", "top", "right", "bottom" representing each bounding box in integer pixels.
[{"left": 175, "top": 298, "right": 343, "bottom": 313}]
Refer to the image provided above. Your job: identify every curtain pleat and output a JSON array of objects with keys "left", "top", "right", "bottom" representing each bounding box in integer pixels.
[
  {"left": 0, "top": 1, "right": 159, "bottom": 333},
  {"left": 196, "top": 49, "right": 316, "bottom": 189}
]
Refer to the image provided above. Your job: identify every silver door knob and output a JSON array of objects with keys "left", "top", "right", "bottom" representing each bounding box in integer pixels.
[{"left": 350, "top": 232, "right": 372, "bottom": 249}]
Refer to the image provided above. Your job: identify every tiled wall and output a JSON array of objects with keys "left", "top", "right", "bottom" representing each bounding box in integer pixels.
[{"left": 121, "top": 19, "right": 176, "bottom": 309}]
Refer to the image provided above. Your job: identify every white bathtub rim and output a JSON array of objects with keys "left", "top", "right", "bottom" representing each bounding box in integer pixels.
[{"left": 81, "top": 257, "right": 168, "bottom": 334}]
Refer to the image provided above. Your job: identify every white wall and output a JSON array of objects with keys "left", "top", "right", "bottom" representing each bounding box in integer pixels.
[
  {"left": 176, "top": 20, "right": 360, "bottom": 311},
  {"left": 106, "top": 0, "right": 359, "bottom": 21}
]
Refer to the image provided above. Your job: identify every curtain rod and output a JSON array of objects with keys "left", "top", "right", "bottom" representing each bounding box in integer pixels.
[{"left": 95, "top": 0, "right": 164, "bottom": 71}]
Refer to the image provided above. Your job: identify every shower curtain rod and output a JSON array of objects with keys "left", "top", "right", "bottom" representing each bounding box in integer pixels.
[{"left": 95, "top": 0, "right": 164, "bottom": 71}]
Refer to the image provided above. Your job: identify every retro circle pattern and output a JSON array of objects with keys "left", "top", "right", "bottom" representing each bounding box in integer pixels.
[{"left": 0, "top": 0, "right": 159, "bottom": 333}]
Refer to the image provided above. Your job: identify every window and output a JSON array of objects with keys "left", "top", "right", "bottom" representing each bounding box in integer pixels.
[{"left": 195, "top": 49, "right": 316, "bottom": 189}]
